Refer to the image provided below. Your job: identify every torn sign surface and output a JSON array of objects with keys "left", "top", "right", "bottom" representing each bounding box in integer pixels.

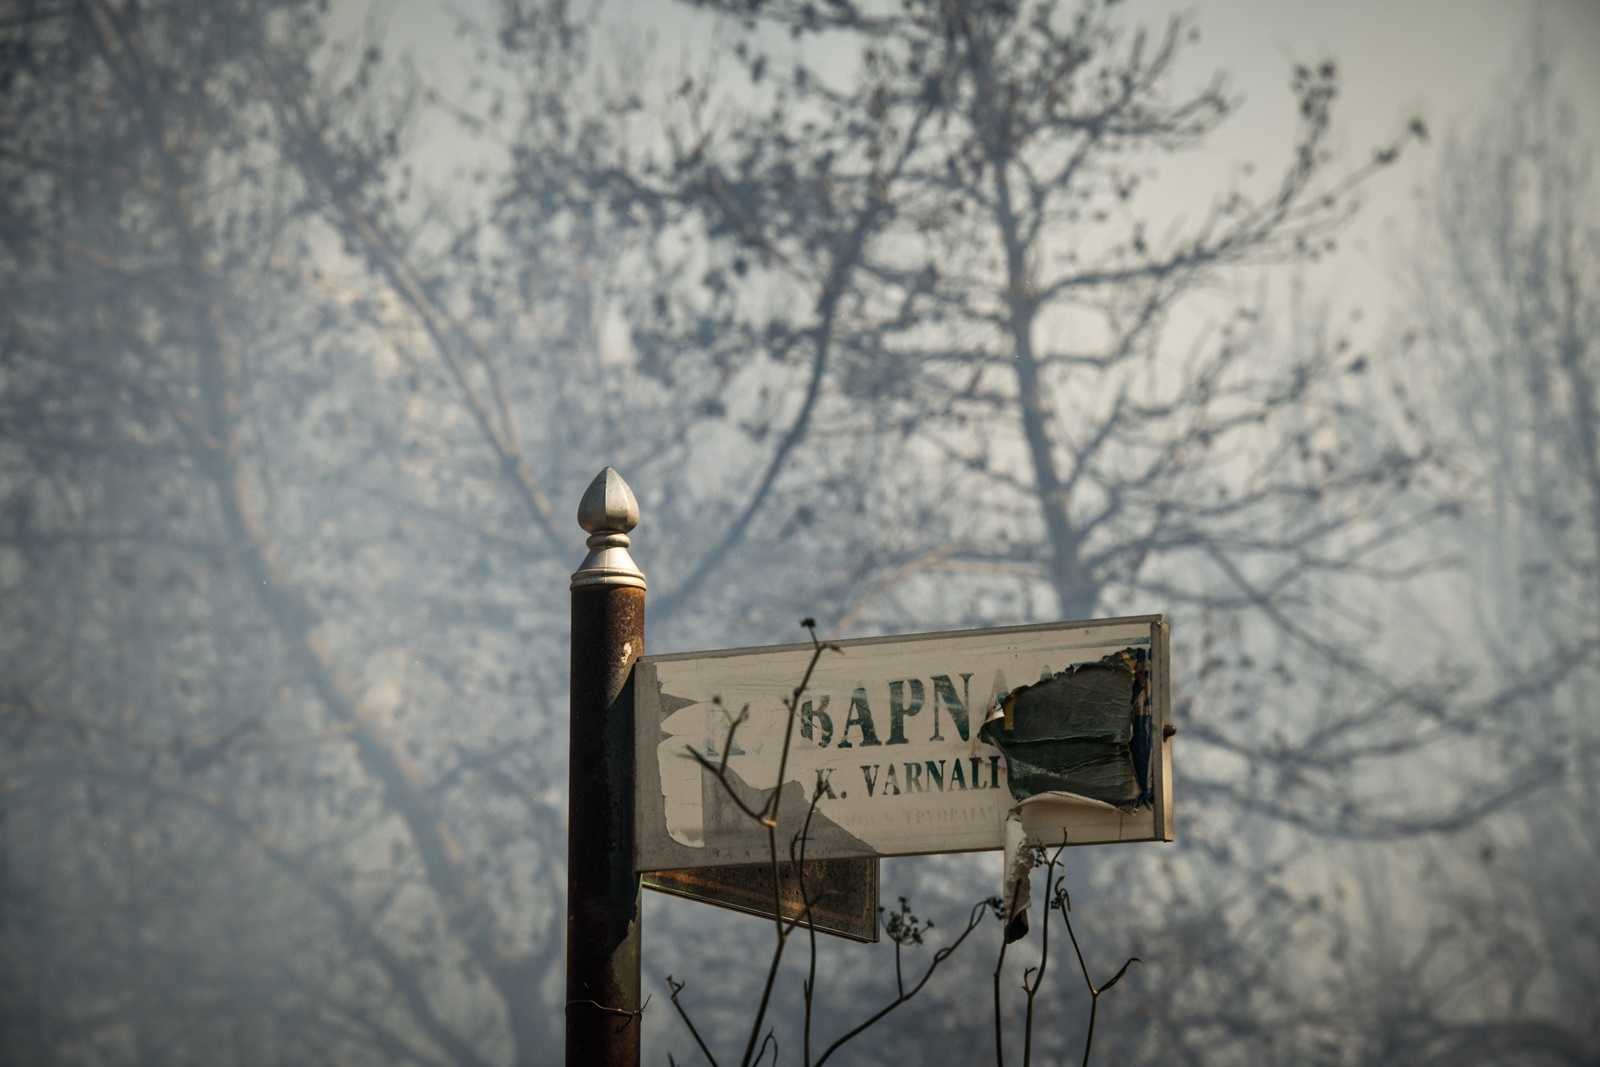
[
  {"left": 983, "top": 649, "right": 1154, "bottom": 942},
  {"left": 980, "top": 649, "right": 1152, "bottom": 811}
]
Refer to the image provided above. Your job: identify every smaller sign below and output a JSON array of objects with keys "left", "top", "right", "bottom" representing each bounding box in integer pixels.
[{"left": 644, "top": 858, "right": 880, "bottom": 943}]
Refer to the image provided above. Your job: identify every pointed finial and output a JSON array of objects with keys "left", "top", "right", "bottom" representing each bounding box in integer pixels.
[
  {"left": 571, "top": 467, "right": 645, "bottom": 590},
  {"left": 577, "top": 466, "right": 640, "bottom": 535}
]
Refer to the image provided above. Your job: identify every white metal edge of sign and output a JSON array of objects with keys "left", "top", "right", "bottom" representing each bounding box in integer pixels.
[{"left": 634, "top": 616, "right": 1173, "bottom": 873}]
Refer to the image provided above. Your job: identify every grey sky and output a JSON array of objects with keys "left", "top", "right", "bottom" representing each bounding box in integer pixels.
[{"left": 370, "top": 0, "right": 1598, "bottom": 334}]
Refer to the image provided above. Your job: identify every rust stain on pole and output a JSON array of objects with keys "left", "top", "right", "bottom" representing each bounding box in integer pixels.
[{"left": 567, "top": 468, "right": 645, "bottom": 1067}]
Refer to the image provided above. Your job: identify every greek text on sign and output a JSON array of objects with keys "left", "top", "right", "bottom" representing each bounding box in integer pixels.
[{"left": 633, "top": 617, "right": 1172, "bottom": 872}]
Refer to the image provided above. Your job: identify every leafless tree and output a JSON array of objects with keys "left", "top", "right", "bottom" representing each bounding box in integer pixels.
[
  {"left": 1373, "top": 30, "right": 1599, "bottom": 1062},
  {"left": 0, "top": 2, "right": 574, "bottom": 1062},
  {"left": 3, "top": 1, "right": 1581, "bottom": 1065}
]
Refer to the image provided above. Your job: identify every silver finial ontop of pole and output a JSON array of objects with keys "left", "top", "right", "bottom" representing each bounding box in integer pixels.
[{"left": 571, "top": 467, "right": 645, "bottom": 590}]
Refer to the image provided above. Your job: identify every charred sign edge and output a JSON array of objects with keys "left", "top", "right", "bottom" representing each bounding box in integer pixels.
[{"left": 979, "top": 649, "right": 1150, "bottom": 811}]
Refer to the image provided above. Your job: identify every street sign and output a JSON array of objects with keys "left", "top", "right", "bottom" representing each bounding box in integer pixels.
[
  {"left": 634, "top": 616, "right": 1172, "bottom": 874},
  {"left": 643, "top": 857, "right": 879, "bottom": 943}
]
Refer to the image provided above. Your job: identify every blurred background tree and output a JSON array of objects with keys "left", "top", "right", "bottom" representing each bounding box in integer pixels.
[
  {"left": 1370, "top": 29, "right": 1598, "bottom": 1062},
  {"left": 0, "top": 0, "right": 1594, "bottom": 1064}
]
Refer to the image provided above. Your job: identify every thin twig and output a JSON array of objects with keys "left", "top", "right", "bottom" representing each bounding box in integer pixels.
[
  {"left": 793, "top": 777, "right": 826, "bottom": 1067},
  {"left": 812, "top": 899, "right": 992, "bottom": 1067},
  {"left": 666, "top": 976, "right": 720, "bottom": 1067},
  {"left": 1057, "top": 865, "right": 1141, "bottom": 1067},
  {"left": 735, "top": 621, "right": 839, "bottom": 1067},
  {"left": 1022, "top": 843, "right": 1069, "bottom": 1067}
]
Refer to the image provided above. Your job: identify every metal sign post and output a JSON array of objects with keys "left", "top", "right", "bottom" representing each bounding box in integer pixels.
[{"left": 566, "top": 468, "right": 645, "bottom": 1066}]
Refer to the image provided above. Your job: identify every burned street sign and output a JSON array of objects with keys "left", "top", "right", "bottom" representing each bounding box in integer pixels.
[{"left": 634, "top": 616, "right": 1172, "bottom": 874}]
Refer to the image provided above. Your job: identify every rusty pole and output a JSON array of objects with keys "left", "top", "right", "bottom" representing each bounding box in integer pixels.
[{"left": 567, "top": 467, "right": 645, "bottom": 1066}]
